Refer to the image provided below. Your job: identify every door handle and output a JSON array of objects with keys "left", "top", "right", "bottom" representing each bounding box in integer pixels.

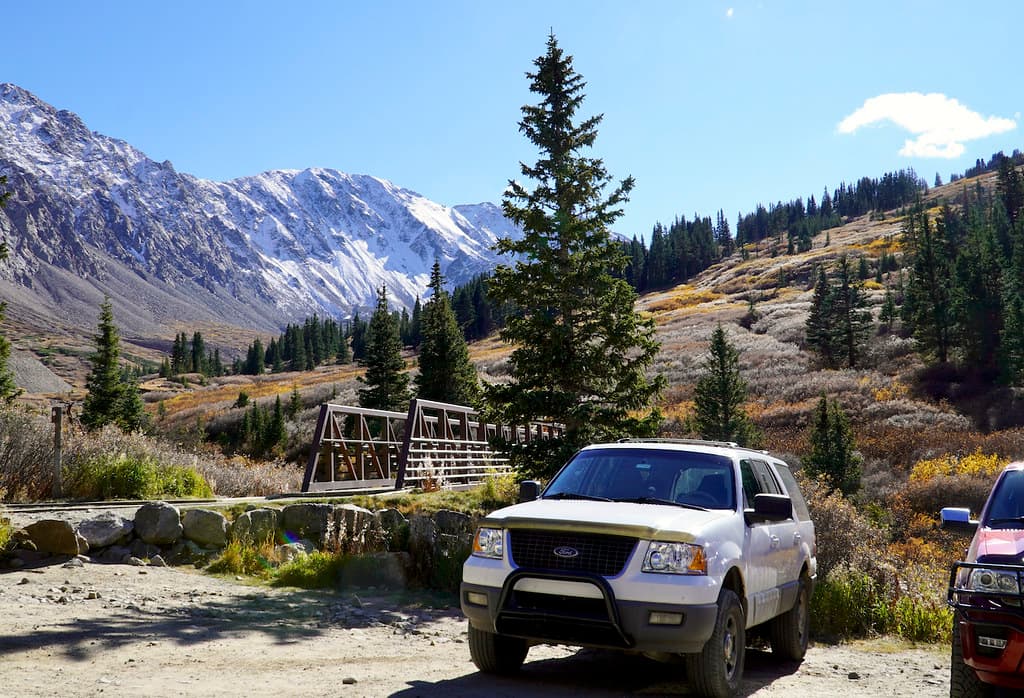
[
  {"left": 793, "top": 533, "right": 802, "bottom": 546},
  {"left": 769, "top": 535, "right": 781, "bottom": 549}
]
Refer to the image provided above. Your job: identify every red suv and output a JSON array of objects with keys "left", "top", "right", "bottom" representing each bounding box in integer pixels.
[{"left": 943, "top": 462, "right": 1024, "bottom": 697}]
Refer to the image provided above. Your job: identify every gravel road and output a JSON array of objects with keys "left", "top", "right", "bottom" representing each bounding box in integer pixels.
[{"left": 0, "top": 561, "right": 951, "bottom": 697}]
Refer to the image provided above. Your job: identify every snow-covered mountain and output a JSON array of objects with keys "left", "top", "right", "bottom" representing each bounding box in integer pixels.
[{"left": 0, "top": 83, "right": 518, "bottom": 338}]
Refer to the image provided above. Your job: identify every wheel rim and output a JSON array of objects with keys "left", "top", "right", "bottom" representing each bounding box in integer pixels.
[{"left": 723, "top": 613, "right": 738, "bottom": 678}]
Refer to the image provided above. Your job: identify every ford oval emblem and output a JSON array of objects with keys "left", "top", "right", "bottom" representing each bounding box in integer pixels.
[{"left": 554, "top": 546, "right": 580, "bottom": 558}]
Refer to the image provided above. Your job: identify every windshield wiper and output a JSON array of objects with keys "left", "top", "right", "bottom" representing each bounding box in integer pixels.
[
  {"left": 543, "top": 492, "right": 612, "bottom": 502},
  {"left": 988, "top": 516, "right": 1024, "bottom": 526},
  {"left": 613, "top": 496, "right": 708, "bottom": 511}
]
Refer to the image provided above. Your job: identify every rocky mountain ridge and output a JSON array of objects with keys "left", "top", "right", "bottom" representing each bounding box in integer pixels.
[{"left": 0, "top": 83, "right": 518, "bottom": 344}]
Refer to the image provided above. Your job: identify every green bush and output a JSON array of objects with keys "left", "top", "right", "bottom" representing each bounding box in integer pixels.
[
  {"left": 272, "top": 551, "right": 346, "bottom": 588},
  {"left": 67, "top": 452, "right": 212, "bottom": 500},
  {"left": 207, "top": 540, "right": 275, "bottom": 578},
  {"left": 810, "top": 565, "right": 952, "bottom": 643},
  {"left": 0, "top": 518, "right": 11, "bottom": 552}
]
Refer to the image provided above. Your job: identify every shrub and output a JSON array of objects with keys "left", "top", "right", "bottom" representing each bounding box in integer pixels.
[
  {"left": 0, "top": 408, "right": 55, "bottom": 501},
  {"left": 910, "top": 449, "right": 1006, "bottom": 482},
  {"left": 888, "top": 474, "right": 993, "bottom": 538},
  {"left": 272, "top": 551, "right": 346, "bottom": 588},
  {"left": 66, "top": 452, "right": 212, "bottom": 500},
  {"left": 208, "top": 540, "right": 277, "bottom": 578},
  {"left": 799, "top": 474, "right": 877, "bottom": 579},
  {"left": 0, "top": 517, "right": 11, "bottom": 552}
]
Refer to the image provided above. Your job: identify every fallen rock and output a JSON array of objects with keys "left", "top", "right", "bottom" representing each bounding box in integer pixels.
[
  {"left": 275, "top": 539, "right": 316, "bottom": 563},
  {"left": 230, "top": 508, "right": 280, "bottom": 546},
  {"left": 24, "top": 520, "right": 84, "bottom": 555},
  {"left": 134, "top": 502, "right": 183, "bottom": 545},
  {"left": 182, "top": 509, "right": 228, "bottom": 547},
  {"left": 339, "top": 552, "right": 411, "bottom": 590},
  {"left": 281, "top": 503, "right": 333, "bottom": 543},
  {"left": 77, "top": 513, "right": 134, "bottom": 548}
]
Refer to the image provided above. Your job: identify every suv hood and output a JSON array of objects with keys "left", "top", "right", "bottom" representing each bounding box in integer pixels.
[
  {"left": 481, "top": 499, "right": 733, "bottom": 544},
  {"left": 975, "top": 527, "right": 1024, "bottom": 560}
]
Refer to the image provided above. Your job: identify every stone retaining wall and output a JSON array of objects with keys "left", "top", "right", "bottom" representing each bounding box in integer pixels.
[{"left": 1, "top": 502, "right": 478, "bottom": 592}]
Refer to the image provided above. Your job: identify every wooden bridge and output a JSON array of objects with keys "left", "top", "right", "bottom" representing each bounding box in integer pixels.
[{"left": 301, "top": 398, "right": 562, "bottom": 492}]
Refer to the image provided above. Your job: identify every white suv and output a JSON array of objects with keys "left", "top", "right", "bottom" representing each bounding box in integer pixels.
[{"left": 461, "top": 439, "right": 817, "bottom": 698}]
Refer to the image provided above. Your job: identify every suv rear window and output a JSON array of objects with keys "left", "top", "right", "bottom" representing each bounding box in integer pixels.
[
  {"left": 546, "top": 448, "right": 736, "bottom": 509},
  {"left": 773, "top": 463, "right": 811, "bottom": 522}
]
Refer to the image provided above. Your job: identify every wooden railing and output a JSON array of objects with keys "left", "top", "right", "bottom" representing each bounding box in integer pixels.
[{"left": 301, "top": 398, "right": 562, "bottom": 493}]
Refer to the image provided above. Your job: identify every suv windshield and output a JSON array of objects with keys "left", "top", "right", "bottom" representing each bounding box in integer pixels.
[
  {"left": 545, "top": 448, "right": 736, "bottom": 510},
  {"left": 983, "top": 469, "right": 1024, "bottom": 528}
]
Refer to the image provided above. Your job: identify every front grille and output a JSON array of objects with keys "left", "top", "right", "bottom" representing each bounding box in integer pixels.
[{"left": 508, "top": 529, "right": 637, "bottom": 576}]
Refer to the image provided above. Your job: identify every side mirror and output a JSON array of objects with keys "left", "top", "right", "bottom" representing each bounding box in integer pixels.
[
  {"left": 745, "top": 493, "right": 792, "bottom": 524},
  {"left": 518, "top": 480, "right": 542, "bottom": 502},
  {"left": 940, "top": 507, "right": 978, "bottom": 534}
]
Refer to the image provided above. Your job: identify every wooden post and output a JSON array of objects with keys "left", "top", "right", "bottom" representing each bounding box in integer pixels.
[{"left": 51, "top": 404, "right": 63, "bottom": 499}]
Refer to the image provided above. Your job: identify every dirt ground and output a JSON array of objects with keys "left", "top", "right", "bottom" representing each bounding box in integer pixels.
[{"left": 0, "top": 560, "right": 955, "bottom": 698}]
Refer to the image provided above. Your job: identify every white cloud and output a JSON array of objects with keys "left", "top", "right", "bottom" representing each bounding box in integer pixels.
[
  {"left": 726, "top": 7, "right": 734, "bottom": 18},
  {"left": 837, "top": 92, "right": 1017, "bottom": 159}
]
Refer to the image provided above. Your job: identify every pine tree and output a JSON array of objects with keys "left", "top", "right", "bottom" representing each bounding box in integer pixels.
[
  {"left": 691, "top": 325, "right": 757, "bottom": 446},
  {"left": 805, "top": 267, "right": 837, "bottom": 366},
  {"left": 191, "top": 331, "right": 205, "bottom": 374},
  {"left": 288, "top": 385, "right": 302, "bottom": 419},
  {"left": 804, "top": 395, "right": 861, "bottom": 496},
  {"left": 904, "top": 206, "right": 955, "bottom": 363},
  {"left": 484, "top": 34, "right": 664, "bottom": 476},
  {"left": 416, "top": 261, "right": 479, "bottom": 406},
  {"left": 830, "top": 256, "right": 873, "bottom": 368},
  {"left": 82, "top": 297, "right": 147, "bottom": 431},
  {"left": 357, "top": 285, "right": 410, "bottom": 411}
]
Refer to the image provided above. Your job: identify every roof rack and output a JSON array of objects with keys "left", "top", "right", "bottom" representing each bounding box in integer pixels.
[{"left": 615, "top": 438, "right": 771, "bottom": 455}]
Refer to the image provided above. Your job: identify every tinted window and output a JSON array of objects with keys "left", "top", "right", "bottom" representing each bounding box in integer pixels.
[
  {"left": 983, "top": 469, "right": 1024, "bottom": 526},
  {"left": 546, "top": 448, "right": 736, "bottom": 509},
  {"left": 773, "top": 463, "right": 811, "bottom": 522}
]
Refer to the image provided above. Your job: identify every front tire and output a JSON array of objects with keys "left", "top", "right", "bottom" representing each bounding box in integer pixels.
[
  {"left": 769, "top": 575, "right": 809, "bottom": 660},
  {"left": 686, "top": 589, "right": 745, "bottom": 698},
  {"left": 950, "top": 613, "right": 991, "bottom": 698},
  {"left": 467, "top": 623, "right": 529, "bottom": 674}
]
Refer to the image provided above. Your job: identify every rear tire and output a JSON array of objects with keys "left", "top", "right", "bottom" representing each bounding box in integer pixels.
[
  {"left": 686, "top": 589, "right": 745, "bottom": 698},
  {"left": 950, "top": 613, "right": 991, "bottom": 698},
  {"left": 769, "top": 575, "right": 809, "bottom": 661},
  {"left": 467, "top": 623, "right": 528, "bottom": 674}
]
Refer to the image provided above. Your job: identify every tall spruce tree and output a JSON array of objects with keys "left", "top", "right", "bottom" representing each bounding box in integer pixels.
[
  {"left": 485, "top": 34, "right": 664, "bottom": 476},
  {"left": 81, "top": 297, "right": 147, "bottom": 431},
  {"left": 357, "top": 285, "right": 410, "bottom": 411},
  {"left": 416, "top": 261, "right": 479, "bottom": 406},
  {"left": 0, "top": 177, "right": 19, "bottom": 403},
  {"left": 691, "top": 325, "right": 757, "bottom": 446},
  {"left": 904, "top": 206, "right": 955, "bottom": 363},
  {"left": 804, "top": 395, "right": 861, "bottom": 496}
]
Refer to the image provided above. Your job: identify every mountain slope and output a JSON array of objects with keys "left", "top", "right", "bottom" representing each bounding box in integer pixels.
[{"left": 0, "top": 83, "right": 517, "bottom": 343}]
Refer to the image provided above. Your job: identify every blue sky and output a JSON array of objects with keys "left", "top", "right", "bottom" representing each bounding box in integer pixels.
[{"left": 5, "top": 1, "right": 1022, "bottom": 240}]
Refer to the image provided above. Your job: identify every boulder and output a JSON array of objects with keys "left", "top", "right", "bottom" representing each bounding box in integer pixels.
[
  {"left": 324, "top": 504, "right": 382, "bottom": 554},
  {"left": 275, "top": 539, "right": 316, "bottom": 563},
  {"left": 166, "top": 539, "right": 219, "bottom": 567},
  {"left": 129, "top": 539, "right": 162, "bottom": 561},
  {"left": 339, "top": 552, "right": 411, "bottom": 590},
  {"left": 24, "top": 520, "right": 85, "bottom": 555},
  {"left": 97, "top": 544, "right": 132, "bottom": 564},
  {"left": 281, "top": 503, "right": 333, "bottom": 543},
  {"left": 377, "top": 508, "right": 410, "bottom": 552},
  {"left": 77, "top": 513, "right": 133, "bottom": 549},
  {"left": 134, "top": 502, "right": 183, "bottom": 545},
  {"left": 230, "top": 508, "right": 280, "bottom": 545},
  {"left": 182, "top": 509, "right": 228, "bottom": 547}
]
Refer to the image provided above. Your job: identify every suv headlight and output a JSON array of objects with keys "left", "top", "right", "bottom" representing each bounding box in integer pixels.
[
  {"left": 643, "top": 541, "right": 706, "bottom": 575},
  {"left": 968, "top": 568, "right": 1021, "bottom": 595},
  {"left": 471, "top": 527, "right": 504, "bottom": 559}
]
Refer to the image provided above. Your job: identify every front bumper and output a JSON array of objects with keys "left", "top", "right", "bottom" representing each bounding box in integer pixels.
[
  {"left": 461, "top": 569, "right": 719, "bottom": 654},
  {"left": 949, "top": 561, "right": 1024, "bottom": 688}
]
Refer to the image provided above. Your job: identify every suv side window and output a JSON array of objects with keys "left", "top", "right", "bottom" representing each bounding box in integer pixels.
[
  {"left": 773, "top": 463, "right": 811, "bottom": 522},
  {"left": 740, "top": 459, "right": 780, "bottom": 507}
]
